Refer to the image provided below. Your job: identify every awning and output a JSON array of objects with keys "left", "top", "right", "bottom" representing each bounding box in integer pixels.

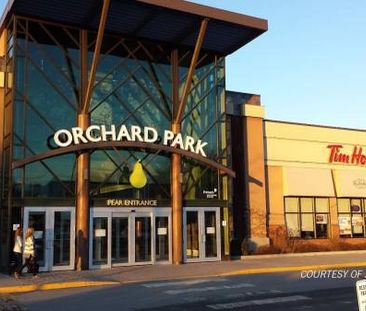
[
  {"left": 0, "top": 0, "right": 268, "bottom": 56},
  {"left": 283, "top": 167, "right": 335, "bottom": 197},
  {"left": 333, "top": 170, "right": 366, "bottom": 197}
]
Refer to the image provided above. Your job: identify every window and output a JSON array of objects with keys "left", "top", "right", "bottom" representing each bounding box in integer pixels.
[
  {"left": 285, "top": 197, "right": 330, "bottom": 239},
  {"left": 337, "top": 198, "right": 365, "bottom": 238}
]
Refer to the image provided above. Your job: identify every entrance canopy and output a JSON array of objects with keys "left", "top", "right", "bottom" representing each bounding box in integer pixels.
[{"left": 0, "top": 0, "right": 267, "bottom": 56}]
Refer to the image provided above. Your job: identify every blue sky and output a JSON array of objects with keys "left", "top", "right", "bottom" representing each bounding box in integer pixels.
[
  {"left": 191, "top": 0, "right": 366, "bottom": 129},
  {"left": 1, "top": 0, "right": 365, "bottom": 129}
]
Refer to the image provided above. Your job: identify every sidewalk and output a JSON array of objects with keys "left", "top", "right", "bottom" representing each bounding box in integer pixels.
[{"left": 1, "top": 250, "right": 366, "bottom": 294}]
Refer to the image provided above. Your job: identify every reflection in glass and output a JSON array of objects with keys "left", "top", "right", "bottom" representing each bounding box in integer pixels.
[
  {"left": 112, "top": 217, "right": 129, "bottom": 264},
  {"left": 93, "top": 217, "right": 108, "bottom": 265},
  {"left": 135, "top": 217, "right": 151, "bottom": 262},
  {"left": 53, "top": 211, "right": 71, "bottom": 266},
  {"left": 204, "top": 211, "right": 217, "bottom": 258},
  {"left": 156, "top": 217, "right": 169, "bottom": 261},
  {"left": 28, "top": 212, "right": 46, "bottom": 267},
  {"left": 186, "top": 211, "right": 199, "bottom": 258}
]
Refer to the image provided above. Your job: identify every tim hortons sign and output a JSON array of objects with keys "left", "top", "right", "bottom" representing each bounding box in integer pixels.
[
  {"left": 53, "top": 124, "right": 208, "bottom": 157},
  {"left": 327, "top": 145, "right": 366, "bottom": 166}
]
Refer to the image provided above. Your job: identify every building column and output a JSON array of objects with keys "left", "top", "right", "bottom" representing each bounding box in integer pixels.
[
  {"left": 76, "top": 113, "right": 90, "bottom": 270},
  {"left": 171, "top": 123, "right": 183, "bottom": 264},
  {"left": 171, "top": 49, "right": 183, "bottom": 264},
  {"left": 242, "top": 100, "right": 270, "bottom": 251}
]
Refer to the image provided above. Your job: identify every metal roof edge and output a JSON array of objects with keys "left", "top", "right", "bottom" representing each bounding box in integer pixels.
[{"left": 138, "top": 0, "right": 268, "bottom": 31}]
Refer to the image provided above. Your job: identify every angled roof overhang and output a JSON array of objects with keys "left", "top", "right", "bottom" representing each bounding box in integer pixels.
[{"left": 0, "top": 0, "right": 268, "bottom": 56}]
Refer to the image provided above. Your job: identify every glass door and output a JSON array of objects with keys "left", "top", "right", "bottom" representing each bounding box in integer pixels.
[
  {"left": 90, "top": 208, "right": 171, "bottom": 268},
  {"left": 155, "top": 216, "right": 169, "bottom": 262},
  {"left": 184, "top": 207, "right": 221, "bottom": 262},
  {"left": 24, "top": 210, "right": 47, "bottom": 270},
  {"left": 134, "top": 216, "right": 152, "bottom": 263},
  {"left": 24, "top": 207, "right": 75, "bottom": 271},
  {"left": 112, "top": 216, "right": 129, "bottom": 264},
  {"left": 186, "top": 211, "right": 199, "bottom": 259}
]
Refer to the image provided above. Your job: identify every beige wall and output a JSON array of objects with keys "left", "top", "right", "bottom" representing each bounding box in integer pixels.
[
  {"left": 246, "top": 116, "right": 267, "bottom": 238},
  {"left": 265, "top": 120, "right": 366, "bottom": 241},
  {"left": 266, "top": 166, "right": 283, "bottom": 226},
  {"left": 265, "top": 121, "right": 366, "bottom": 171}
]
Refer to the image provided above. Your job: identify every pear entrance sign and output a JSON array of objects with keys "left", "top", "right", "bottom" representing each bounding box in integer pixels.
[{"left": 129, "top": 160, "right": 147, "bottom": 188}]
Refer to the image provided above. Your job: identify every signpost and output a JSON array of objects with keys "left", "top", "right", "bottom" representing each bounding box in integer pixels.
[{"left": 356, "top": 279, "right": 366, "bottom": 310}]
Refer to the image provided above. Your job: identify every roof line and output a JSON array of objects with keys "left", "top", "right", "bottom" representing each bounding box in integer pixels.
[{"left": 137, "top": 0, "right": 268, "bottom": 31}]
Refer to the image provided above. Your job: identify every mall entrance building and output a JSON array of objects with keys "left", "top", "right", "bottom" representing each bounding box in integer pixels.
[{"left": 0, "top": 0, "right": 267, "bottom": 271}]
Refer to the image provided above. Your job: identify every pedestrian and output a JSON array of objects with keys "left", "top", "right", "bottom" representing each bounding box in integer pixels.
[
  {"left": 12, "top": 226, "right": 22, "bottom": 279},
  {"left": 20, "top": 228, "right": 39, "bottom": 278}
]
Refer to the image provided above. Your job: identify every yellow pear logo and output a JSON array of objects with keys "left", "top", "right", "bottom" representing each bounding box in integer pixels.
[{"left": 129, "top": 160, "right": 147, "bottom": 188}]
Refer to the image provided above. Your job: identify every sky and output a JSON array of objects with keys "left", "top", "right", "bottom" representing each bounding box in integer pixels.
[
  {"left": 1, "top": 0, "right": 365, "bottom": 129},
  {"left": 190, "top": 0, "right": 366, "bottom": 129}
]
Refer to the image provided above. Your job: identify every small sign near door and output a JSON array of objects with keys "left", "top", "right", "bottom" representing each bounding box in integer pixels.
[
  {"left": 13, "top": 224, "right": 20, "bottom": 231},
  {"left": 95, "top": 229, "right": 106, "bottom": 237},
  {"left": 34, "top": 231, "right": 43, "bottom": 239},
  {"left": 206, "top": 227, "right": 215, "bottom": 234},
  {"left": 157, "top": 228, "right": 167, "bottom": 235}
]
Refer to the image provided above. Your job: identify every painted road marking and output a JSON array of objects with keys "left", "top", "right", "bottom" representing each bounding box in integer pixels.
[
  {"left": 225, "top": 289, "right": 283, "bottom": 299},
  {"left": 142, "top": 278, "right": 228, "bottom": 288},
  {"left": 165, "top": 283, "right": 255, "bottom": 295},
  {"left": 207, "top": 295, "right": 312, "bottom": 310}
]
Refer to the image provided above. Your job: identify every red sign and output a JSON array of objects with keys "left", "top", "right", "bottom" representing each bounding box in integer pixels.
[{"left": 327, "top": 145, "right": 366, "bottom": 165}]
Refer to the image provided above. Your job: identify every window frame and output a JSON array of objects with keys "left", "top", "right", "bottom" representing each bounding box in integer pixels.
[
  {"left": 337, "top": 198, "right": 365, "bottom": 238},
  {"left": 284, "top": 197, "right": 330, "bottom": 240}
]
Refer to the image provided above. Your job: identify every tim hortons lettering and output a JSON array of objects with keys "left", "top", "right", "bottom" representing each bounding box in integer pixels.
[{"left": 327, "top": 145, "right": 366, "bottom": 165}]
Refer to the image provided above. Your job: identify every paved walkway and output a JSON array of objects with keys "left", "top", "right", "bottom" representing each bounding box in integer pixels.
[
  {"left": 1, "top": 250, "right": 366, "bottom": 310},
  {"left": 1, "top": 250, "right": 366, "bottom": 291}
]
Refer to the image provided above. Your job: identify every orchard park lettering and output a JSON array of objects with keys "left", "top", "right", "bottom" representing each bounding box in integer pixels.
[
  {"left": 327, "top": 145, "right": 366, "bottom": 166},
  {"left": 53, "top": 124, "right": 208, "bottom": 157}
]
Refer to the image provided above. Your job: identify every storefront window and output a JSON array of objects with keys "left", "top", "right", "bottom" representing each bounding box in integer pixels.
[
  {"left": 338, "top": 198, "right": 365, "bottom": 238},
  {"left": 285, "top": 197, "right": 330, "bottom": 239}
]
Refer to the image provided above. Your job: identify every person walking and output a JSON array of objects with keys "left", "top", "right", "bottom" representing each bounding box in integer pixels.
[
  {"left": 20, "top": 228, "right": 39, "bottom": 278},
  {"left": 12, "top": 226, "right": 22, "bottom": 279}
]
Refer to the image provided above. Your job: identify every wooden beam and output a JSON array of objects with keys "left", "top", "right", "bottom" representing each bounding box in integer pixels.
[
  {"left": 81, "top": 0, "right": 110, "bottom": 114},
  {"left": 174, "top": 18, "right": 208, "bottom": 124}
]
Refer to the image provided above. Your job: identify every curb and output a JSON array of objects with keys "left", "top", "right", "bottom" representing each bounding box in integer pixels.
[
  {"left": 220, "top": 262, "right": 366, "bottom": 276},
  {"left": 241, "top": 250, "right": 366, "bottom": 260},
  {"left": 0, "top": 281, "right": 119, "bottom": 294}
]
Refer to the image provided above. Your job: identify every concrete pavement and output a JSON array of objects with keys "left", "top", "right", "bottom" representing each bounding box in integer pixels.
[
  {"left": 1, "top": 250, "right": 366, "bottom": 310},
  {"left": 1, "top": 250, "right": 366, "bottom": 294}
]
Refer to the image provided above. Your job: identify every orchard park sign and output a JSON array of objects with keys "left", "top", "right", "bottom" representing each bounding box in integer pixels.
[
  {"left": 12, "top": 124, "right": 235, "bottom": 177},
  {"left": 54, "top": 124, "right": 208, "bottom": 157}
]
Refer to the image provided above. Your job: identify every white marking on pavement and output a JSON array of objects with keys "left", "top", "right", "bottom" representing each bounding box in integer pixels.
[
  {"left": 165, "top": 283, "right": 255, "bottom": 295},
  {"left": 142, "top": 278, "right": 227, "bottom": 288},
  {"left": 207, "top": 295, "right": 312, "bottom": 310},
  {"left": 183, "top": 297, "right": 207, "bottom": 303}
]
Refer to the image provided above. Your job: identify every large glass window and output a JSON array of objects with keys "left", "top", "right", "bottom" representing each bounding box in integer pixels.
[
  {"left": 13, "top": 19, "right": 78, "bottom": 198},
  {"left": 338, "top": 198, "right": 365, "bottom": 238},
  {"left": 285, "top": 197, "right": 330, "bottom": 239},
  {"left": 9, "top": 18, "right": 227, "bottom": 203}
]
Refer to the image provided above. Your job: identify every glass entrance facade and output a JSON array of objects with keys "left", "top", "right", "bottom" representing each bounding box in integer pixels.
[{"left": 0, "top": 13, "right": 230, "bottom": 270}]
